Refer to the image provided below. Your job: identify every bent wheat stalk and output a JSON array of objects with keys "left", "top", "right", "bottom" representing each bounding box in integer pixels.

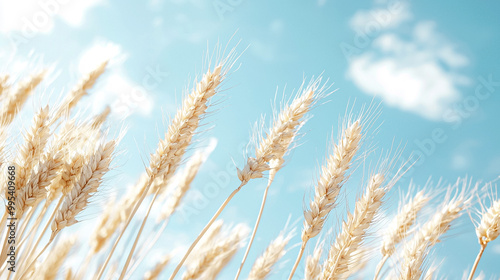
[
  {"left": 101, "top": 60, "right": 228, "bottom": 280},
  {"left": 235, "top": 81, "right": 320, "bottom": 280},
  {"left": 289, "top": 119, "right": 362, "bottom": 280}
]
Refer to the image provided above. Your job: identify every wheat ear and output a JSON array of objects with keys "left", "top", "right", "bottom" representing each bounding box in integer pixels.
[
  {"left": 289, "top": 119, "right": 362, "bottom": 280},
  {"left": 248, "top": 231, "right": 293, "bottom": 280},
  {"left": 90, "top": 105, "right": 111, "bottom": 129},
  {"left": 235, "top": 80, "right": 321, "bottom": 280},
  {"left": 320, "top": 173, "right": 385, "bottom": 279},
  {"left": 182, "top": 224, "right": 248, "bottom": 280},
  {"left": 0, "top": 75, "right": 9, "bottom": 98},
  {"left": 0, "top": 71, "right": 45, "bottom": 125},
  {"left": 18, "top": 140, "right": 115, "bottom": 278},
  {"left": 101, "top": 61, "right": 227, "bottom": 280},
  {"left": 144, "top": 255, "right": 171, "bottom": 280},
  {"left": 468, "top": 193, "right": 500, "bottom": 280},
  {"left": 305, "top": 242, "right": 323, "bottom": 280},
  {"left": 51, "top": 140, "right": 116, "bottom": 237},
  {"left": 53, "top": 61, "right": 107, "bottom": 120},
  {"left": 13, "top": 105, "right": 51, "bottom": 195},
  {"left": 400, "top": 180, "right": 469, "bottom": 280},
  {"left": 174, "top": 77, "right": 318, "bottom": 280},
  {"left": 374, "top": 189, "right": 430, "bottom": 280}
]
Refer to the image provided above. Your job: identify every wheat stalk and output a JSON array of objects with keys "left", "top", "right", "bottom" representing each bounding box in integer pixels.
[
  {"left": 236, "top": 80, "right": 323, "bottom": 280},
  {"left": 289, "top": 119, "right": 362, "bottom": 280},
  {"left": 105, "top": 57, "right": 229, "bottom": 280}
]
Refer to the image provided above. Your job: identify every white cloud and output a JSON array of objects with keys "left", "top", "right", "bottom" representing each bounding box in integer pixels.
[
  {"left": 0, "top": 0, "right": 103, "bottom": 34},
  {"left": 347, "top": 20, "right": 469, "bottom": 120},
  {"left": 77, "top": 40, "right": 155, "bottom": 119},
  {"left": 349, "top": 2, "right": 411, "bottom": 33}
]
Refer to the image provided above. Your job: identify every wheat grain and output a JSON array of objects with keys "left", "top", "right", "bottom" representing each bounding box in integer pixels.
[{"left": 321, "top": 173, "right": 385, "bottom": 279}]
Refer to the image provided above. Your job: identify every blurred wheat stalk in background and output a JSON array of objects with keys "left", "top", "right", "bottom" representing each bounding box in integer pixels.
[{"left": 0, "top": 46, "right": 498, "bottom": 280}]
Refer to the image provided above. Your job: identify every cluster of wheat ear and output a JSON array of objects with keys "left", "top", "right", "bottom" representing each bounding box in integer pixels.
[{"left": 0, "top": 48, "right": 498, "bottom": 280}]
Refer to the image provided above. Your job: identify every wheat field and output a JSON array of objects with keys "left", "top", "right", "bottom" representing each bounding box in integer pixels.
[{"left": 0, "top": 47, "right": 498, "bottom": 280}]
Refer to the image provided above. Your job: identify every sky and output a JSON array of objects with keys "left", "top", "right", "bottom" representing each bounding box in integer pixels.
[{"left": 0, "top": 0, "right": 499, "bottom": 279}]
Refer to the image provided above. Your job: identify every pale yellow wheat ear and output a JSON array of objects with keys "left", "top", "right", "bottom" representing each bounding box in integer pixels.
[
  {"left": 320, "top": 173, "right": 386, "bottom": 279},
  {"left": 53, "top": 61, "right": 107, "bottom": 120},
  {"left": 288, "top": 117, "right": 363, "bottom": 280},
  {"left": 236, "top": 77, "right": 329, "bottom": 280},
  {"left": 13, "top": 105, "right": 51, "bottom": 194},
  {"left": 0, "top": 71, "right": 45, "bottom": 125},
  {"left": 468, "top": 184, "right": 500, "bottom": 280},
  {"left": 182, "top": 223, "right": 249, "bottom": 280},
  {"left": 100, "top": 47, "right": 235, "bottom": 280},
  {"left": 0, "top": 74, "right": 9, "bottom": 95},
  {"left": 16, "top": 149, "right": 64, "bottom": 218},
  {"left": 16, "top": 139, "right": 117, "bottom": 278},
  {"left": 237, "top": 76, "right": 327, "bottom": 183},
  {"left": 247, "top": 230, "right": 294, "bottom": 280},
  {"left": 400, "top": 178, "right": 472, "bottom": 280},
  {"left": 50, "top": 139, "right": 117, "bottom": 237},
  {"left": 144, "top": 255, "right": 171, "bottom": 280},
  {"left": 375, "top": 187, "right": 431, "bottom": 279},
  {"left": 90, "top": 105, "right": 111, "bottom": 129},
  {"left": 34, "top": 236, "right": 76, "bottom": 280}
]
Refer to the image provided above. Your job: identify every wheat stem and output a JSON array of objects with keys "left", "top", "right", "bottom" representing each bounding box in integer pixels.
[
  {"left": 235, "top": 173, "right": 275, "bottom": 280},
  {"left": 374, "top": 255, "right": 389, "bottom": 280},
  {"left": 118, "top": 190, "right": 160, "bottom": 279},
  {"left": 468, "top": 244, "right": 486, "bottom": 280},
  {"left": 289, "top": 241, "right": 307, "bottom": 280},
  {"left": 169, "top": 182, "right": 246, "bottom": 280}
]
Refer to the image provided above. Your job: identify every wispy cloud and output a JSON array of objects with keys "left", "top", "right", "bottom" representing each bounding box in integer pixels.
[
  {"left": 78, "top": 40, "right": 155, "bottom": 119},
  {"left": 347, "top": 3, "right": 470, "bottom": 121},
  {"left": 0, "top": 0, "right": 103, "bottom": 34}
]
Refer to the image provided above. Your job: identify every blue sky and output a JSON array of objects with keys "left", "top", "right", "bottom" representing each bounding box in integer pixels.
[{"left": 0, "top": 0, "right": 499, "bottom": 279}]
